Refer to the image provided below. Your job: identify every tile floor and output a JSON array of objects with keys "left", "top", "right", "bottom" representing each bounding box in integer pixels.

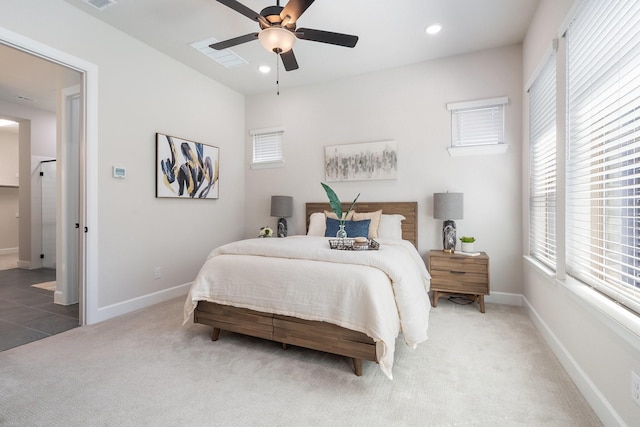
[{"left": 0, "top": 257, "right": 79, "bottom": 352}]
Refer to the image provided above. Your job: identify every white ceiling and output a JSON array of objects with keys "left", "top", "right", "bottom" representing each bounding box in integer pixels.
[
  {"left": 0, "top": 0, "right": 539, "bottom": 113},
  {"left": 0, "top": 43, "right": 82, "bottom": 114}
]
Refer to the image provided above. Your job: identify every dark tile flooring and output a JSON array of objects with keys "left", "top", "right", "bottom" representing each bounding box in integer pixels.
[{"left": 0, "top": 268, "right": 79, "bottom": 351}]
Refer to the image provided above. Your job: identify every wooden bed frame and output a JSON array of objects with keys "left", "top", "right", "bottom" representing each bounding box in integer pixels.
[{"left": 193, "top": 201, "right": 418, "bottom": 376}]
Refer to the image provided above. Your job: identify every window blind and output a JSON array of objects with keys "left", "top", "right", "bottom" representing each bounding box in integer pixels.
[
  {"left": 251, "top": 129, "right": 284, "bottom": 165},
  {"left": 448, "top": 97, "right": 508, "bottom": 147},
  {"left": 529, "top": 53, "right": 557, "bottom": 270},
  {"left": 566, "top": 0, "right": 640, "bottom": 314}
]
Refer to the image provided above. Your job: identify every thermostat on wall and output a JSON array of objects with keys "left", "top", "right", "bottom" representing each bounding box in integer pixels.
[{"left": 112, "top": 166, "right": 126, "bottom": 179}]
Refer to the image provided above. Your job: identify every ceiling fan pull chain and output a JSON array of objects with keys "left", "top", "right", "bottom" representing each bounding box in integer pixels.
[{"left": 276, "top": 51, "right": 280, "bottom": 95}]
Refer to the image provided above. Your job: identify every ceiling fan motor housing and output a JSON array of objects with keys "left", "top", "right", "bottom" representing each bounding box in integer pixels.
[{"left": 260, "top": 6, "right": 296, "bottom": 30}]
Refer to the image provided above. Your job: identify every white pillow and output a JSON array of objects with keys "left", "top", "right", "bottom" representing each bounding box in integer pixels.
[
  {"left": 307, "top": 212, "right": 326, "bottom": 236},
  {"left": 377, "top": 214, "right": 405, "bottom": 240}
]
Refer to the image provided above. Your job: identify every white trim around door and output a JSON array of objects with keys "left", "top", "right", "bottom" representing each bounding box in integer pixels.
[{"left": 0, "top": 25, "right": 99, "bottom": 325}]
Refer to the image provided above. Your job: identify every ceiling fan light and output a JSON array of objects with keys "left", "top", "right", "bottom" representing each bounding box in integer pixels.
[{"left": 258, "top": 27, "right": 296, "bottom": 53}]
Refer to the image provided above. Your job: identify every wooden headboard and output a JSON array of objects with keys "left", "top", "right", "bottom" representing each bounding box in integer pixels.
[{"left": 305, "top": 202, "right": 418, "bottom": 247}]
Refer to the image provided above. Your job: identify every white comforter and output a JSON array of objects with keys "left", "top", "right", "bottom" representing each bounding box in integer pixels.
[{"left": 183, "top": 235, "right": 431, "bottom": 379}]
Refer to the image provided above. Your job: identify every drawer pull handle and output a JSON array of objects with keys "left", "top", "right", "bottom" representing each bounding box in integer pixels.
[{"left": 450, "top": 270, "right": 466, "bottom": 274}]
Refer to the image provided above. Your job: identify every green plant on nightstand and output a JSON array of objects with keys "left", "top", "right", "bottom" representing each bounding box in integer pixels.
[{"left": 460, "top": 236, "right": 475, "bottom": 252}]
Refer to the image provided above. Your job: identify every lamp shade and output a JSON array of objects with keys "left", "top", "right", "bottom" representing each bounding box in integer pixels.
[
  {"left": 258, "top": 27, "right": 296, "bottom": 53},
  {"left": 271, "top": 195, "right": 293, "bottom": 218},
  {"left": 433, "top": 192, "right": 463, "bottom": 220}
]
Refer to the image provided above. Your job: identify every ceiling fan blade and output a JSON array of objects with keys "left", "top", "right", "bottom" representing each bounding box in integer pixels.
[
  {"left": 280, "top": 0, "right": 315, "bottom": 24},
  {"left": 295, "top": 28, "right": 359, "bottom": 48},
  {"left": 210, "top": 33, "right": 259, "bottom": 50},
  {"left": 280, "top": 50, "right": 299, "bottom": 71},
  {"left": 216, "top": 0, "right": 262, "bottom": 21}
]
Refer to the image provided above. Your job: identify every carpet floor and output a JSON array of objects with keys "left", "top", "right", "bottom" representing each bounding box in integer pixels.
[{"left": 0, "top": 296, "right": 602, "bottom": 426}]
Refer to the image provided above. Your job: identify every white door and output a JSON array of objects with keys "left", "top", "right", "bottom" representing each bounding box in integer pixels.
[{"left": 54, "top": 86, "right": 81, "bottom": 306}]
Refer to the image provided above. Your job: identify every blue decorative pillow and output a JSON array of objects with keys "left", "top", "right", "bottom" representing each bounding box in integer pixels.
[{"left": 325, "top": 218, "right": 371, "bottom": 238}]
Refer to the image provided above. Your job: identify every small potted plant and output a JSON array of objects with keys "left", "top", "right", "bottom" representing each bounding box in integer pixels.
[{"left": 460, "top": 236, "right": 476, "bottom": 252}]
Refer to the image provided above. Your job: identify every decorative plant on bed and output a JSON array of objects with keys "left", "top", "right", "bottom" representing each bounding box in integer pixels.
[{"left": 321, "top": 182, "right": 360, "bottom": 239}]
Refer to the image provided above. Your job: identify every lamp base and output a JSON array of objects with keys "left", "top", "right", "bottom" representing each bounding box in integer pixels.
[
  {"left": 442, "top": 220, "right": 457, "bottom": 252},
  {"left": 277, "top": 218, "right": 288, "bottom": 238}
]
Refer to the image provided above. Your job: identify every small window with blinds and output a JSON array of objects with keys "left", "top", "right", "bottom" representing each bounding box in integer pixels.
[
  {"left": 566, "top": 0, "right": 640, "bottom": 315},
  {"left": 528, "top": 53, "right": 557, "bottom": 270},
  {"left": 447, "top": 97, "right": 508, "bottom": 147},
  {"left": 251, "top": 128, "right": 284, "bottom": 169}
]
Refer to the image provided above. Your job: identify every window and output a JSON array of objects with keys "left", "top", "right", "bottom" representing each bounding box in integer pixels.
[
  {"left": 251, "top": 128, "right": 284, "bottom": 169},
  {"left": 447, "top": 97, "right": 508, "bottom": 147},
  {"left": 566, "top": 0, "right": 640, "bottom": 314},
  {"left": 528, "top": 53, "right": 557, "bottom": 270}
]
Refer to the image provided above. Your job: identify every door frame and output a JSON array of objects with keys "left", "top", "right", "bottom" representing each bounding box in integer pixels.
[{"left": 0, "top": 25, "right": 99, "bottom": 325}]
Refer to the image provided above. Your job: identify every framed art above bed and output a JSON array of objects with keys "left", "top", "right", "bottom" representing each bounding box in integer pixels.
[{"left": 324, "top": 141, "right": 398, "bottom": 182}]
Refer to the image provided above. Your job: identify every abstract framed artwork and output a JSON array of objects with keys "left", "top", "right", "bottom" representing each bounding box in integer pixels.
[
  {"left": 324, "top": 140, "right": 398, "bottom": 182},
  {"left": 156, "top": 133, "right": 219, "bottom": 199}
]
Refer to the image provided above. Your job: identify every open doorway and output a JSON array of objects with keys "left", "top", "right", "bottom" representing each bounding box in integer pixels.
[{"left": 0, "top": 35, "right": 88, "bottom": 347}]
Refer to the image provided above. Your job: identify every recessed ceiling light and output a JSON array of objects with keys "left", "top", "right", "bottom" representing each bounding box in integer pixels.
[
  {"left": 426, "top": 24, "right": 442, "bottom": 35},
  {"left": 258, "top": 65, "right": 271, "bottom": 74}
]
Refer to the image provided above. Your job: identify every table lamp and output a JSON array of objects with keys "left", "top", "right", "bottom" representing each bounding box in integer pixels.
[
  {"left": 271, "top": 195, "right": 293, "bottom": 237},
  {"left": 433, "top": 192, "right": 463, "bottom": 252}
]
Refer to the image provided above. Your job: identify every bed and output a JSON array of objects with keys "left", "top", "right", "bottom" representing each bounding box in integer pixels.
[{"left": 183, "top": 202, "right": 431, "bottom": 379}]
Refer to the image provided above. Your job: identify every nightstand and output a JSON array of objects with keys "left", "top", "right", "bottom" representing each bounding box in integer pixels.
[{"left": 427, "top": 250, "right": 490, "bottom": 313}]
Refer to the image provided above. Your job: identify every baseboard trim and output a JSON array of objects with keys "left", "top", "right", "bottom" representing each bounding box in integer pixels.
[
  {"left": 522, "top": 296, "right": 624, "bottom": 427},
  {"left": 0, "top": 247, "right": 18, "bottom": 255},
  {"left": 485, "top": 291, "right": 522, "bottom": 306},
  {"left": 16, "top": 260, "right": 31, "bottom": 269},
  {"left": 90, "top": 282, "right": 192, "bottom": 324}
]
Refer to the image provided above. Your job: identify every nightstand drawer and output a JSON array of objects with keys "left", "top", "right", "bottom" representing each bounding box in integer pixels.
[
  {"left": 429, "top": 256, "right": 488, "bottom": 274},
  {"left": 430, "top": 273, "right": 489, "bottom": 294},
  {"left": 430, "top": 270, "right": 488, "bottom": 285}
]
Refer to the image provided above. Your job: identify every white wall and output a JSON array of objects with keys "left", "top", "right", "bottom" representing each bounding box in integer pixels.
[
  {"left": 0, "top": 0, "right": 246, "bottom": 317},
  {"left": 0, "top": 128, "right": 19, "bottom": 251},
  {"left": 0, "top": 128, "right": 18, "bottom": 185},
  {"left": 0, "top": 100, "right": 56, "bottom": 268},
  {"left": 522, "top": 0, "right": 640, "bottom": 425},
  {"left": 245, "top": 44, "right": 524, "bottom": 298}
]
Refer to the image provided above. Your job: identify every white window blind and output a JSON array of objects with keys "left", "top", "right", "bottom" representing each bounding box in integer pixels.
[
  {"left": 529, "top": 53, "right": 557, "bottom": 270},
  {"left": 447, "top": 97, "right": 508, "bottom": 146},
  {"left": 566, "top": 0, "right": 640, "bottom": 314},
  {"left": 251, "top": 128, "right": 284, "bottom": 168}
]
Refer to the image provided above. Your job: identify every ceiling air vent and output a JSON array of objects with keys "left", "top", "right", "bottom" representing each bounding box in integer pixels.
[
  {"left": 15, "top": 95, "right": 36, "bottom": 102},
  {"left": 82, "top": 0, "right": 117, "bottom": 11},
  {"left": 190, "top": 37, "right": 248, "bottom": 69}
]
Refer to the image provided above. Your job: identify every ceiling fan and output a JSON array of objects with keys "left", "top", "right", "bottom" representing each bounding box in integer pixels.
[{"left": 210, "top": 0, "right": 359, "bottom": 71}]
